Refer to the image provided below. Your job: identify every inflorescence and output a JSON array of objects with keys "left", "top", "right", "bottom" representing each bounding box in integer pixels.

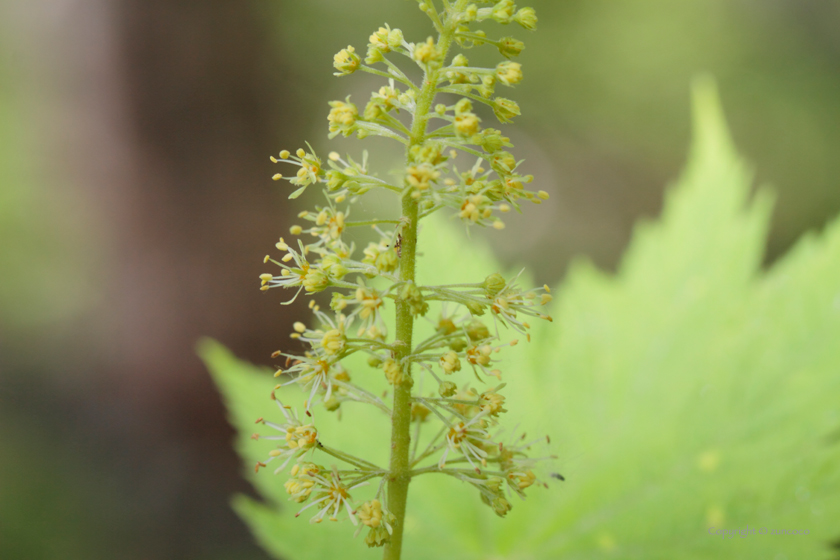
[{"left": 255, "top": 0, "right": 554, "bottom": 554}]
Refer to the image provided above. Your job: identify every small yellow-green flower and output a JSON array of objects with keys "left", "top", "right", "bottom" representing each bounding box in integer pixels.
[
  {"left": 496, "top": 61, "right": 523, "bottom": 86},
  {"left": 491, "top": 0, "right": 516, "bottom": 23},
  {"left": 369, "top": 25, "right": 403, "bottom": 52},
  {"left": 333, "top": 46, "right": 360, "bottom": 75},
  {"left": 498, "top": 36, "right": 525, "bottom": 58},
  {"left": 514, "top": 7, "right": 538, "bottom": 30},
  {"left": 455, "top": 112, "right": 481, "bottom": 138},
  {"left": 321, "top": 328, "right": 346, "bottom": 355},
  {"left": 328, "top": 98, "right": 359, "bottom": 137},
  {"left": 440, "top": 351, "right": 462, "bottom": 374},
  {"left": 493, "top": 97, "right": 521, "bottom": 123},
  {"left": 413, "top": 37, "right": 442, "bottom": 64}
]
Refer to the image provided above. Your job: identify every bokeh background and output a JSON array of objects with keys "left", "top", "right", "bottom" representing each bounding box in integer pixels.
[{"left": 1, "top": 1, "right": 839, "bottom": 558}]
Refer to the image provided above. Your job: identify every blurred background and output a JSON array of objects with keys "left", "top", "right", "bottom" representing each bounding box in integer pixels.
[{"left": 1, "top": 1, "right": 839, "bottom": 558}]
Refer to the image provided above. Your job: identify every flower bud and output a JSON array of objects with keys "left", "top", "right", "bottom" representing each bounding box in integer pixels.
[
  {"left": 320, "top": 254, "right": 346, "bottom": 279},
  {"left": 413, "top": 37, "right": 442, "bottom": 64},
  {"left": 358, "top": 499, "right": 385, "bottom": 528},
  {"left": 491, "top": 0, "right": 516, "bottom": 23},
  {"left": 489, "top": 496, "right": 512, "bottom": 517},
  {"left": 437, "top": 316, "right": 457, "bottom": 335},
  {"left": 463, "top": 4, "right": 478, "bottom": 22},
  {"left": 439, "top": 381, "right": 457, "bottom": 397},
  {"left": 498, "top": 36, "right": 525, "bottom": 58},
  {"left": 346, "top": 181, "right": 370, "bottom": 196},
  {"left": 364, "top": 99, "right": 385, "bottom": 121},
  {"left": 492, "top": 152, "right": 517, "bottom": 174},
  {"left": 327, "top": 99, "right": 359, "bottom": 137},
  {"left": 474, "top": 129, "right": 509, "bottom": 154},
  {"left": 440, "top": 351, "right": 462, "bottom": 374},
  {"left": 452, "top": 53, "right": 469, "bottom": 67},
  {"left": 365, "top": 526, "right": 390, "bottom": 548},
  {"left": 406, "top": 163, "right": 439, "bottom": 192},
  {"left": 410, "top": 142, "right": 444, "bottom": 165},
  {"left": 382, "top": 358, "right": 411, "bottom": 386},
  {"left": 480, "top": 476, "right": 512, "bottom": 517},
  {"left": 449, "top": 338, "right": 468, "bottom": 352},
  {"left": 489, "top": 99, "right": 518, "bottom": 125},
  {"left": 411, "top": 402, "right": 431, "bottom": 422},
  {"left": 514, "top": 7, "right": 538, "bottom": 30},
  {"left": 333, "top": 46, "right": 360, "bottom": 75},
  {"left": 400, "top": 282, "right": 429, "bottom": 317},
  {"left": 330, "top": 293, "right": 348, "bottom": 311},
  {"left": 302, "top": 269, "right": 329, "bottom": 293},
  {"left": 479, "top": 391, "right": 507, "bottom": 416},
  {"left": 466, "top": 300, "right": 486, "bottom": 316},
  {"left": 387, "top": 28, "right": 404, "bottom": 48},
  {"left": 369, "top": 26, "right": 402, "bottom": 53},
  {"left": 326, "top": 169, "right": 348, "bottom": 191},
  {"left": 496, "top": 61, "right": 523, "bottom": 86},
  {"left": 455, "top": 113, "right": 481, "bottom": 138},
  {"left": 454, "top": 98, "right": 473, "bottom": 116},
  {"left": 365, "top": 46, "right": 384, "bottom": 65},
  {"left": 466, "top": 318, "right": 490, "bottom": 341},
  {"left": 323, "top": 396, "right": 341, "bottom": 412},
  {"left": 320, "top": 328, "right": 346, "bottom": 355}
]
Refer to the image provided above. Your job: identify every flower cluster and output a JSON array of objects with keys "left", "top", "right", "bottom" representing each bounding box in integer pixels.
[{"left": 253, "top": 1, "right": 557, "bottom": 554}]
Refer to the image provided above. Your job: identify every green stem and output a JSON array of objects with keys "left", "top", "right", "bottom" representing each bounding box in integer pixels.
[
  {"left": 319, "top": 443, "right": 384, "bottom": 471},
  {"left": 383, "top": 3, "right": 467, "bottom": 559},
  {"left": 344, "top": 219, "right": 402, "bottom": 228}
]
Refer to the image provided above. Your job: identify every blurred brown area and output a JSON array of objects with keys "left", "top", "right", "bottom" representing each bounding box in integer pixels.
[
  {"left": 2, "top": 1, "right": 297, "bottom": 558},
  {"left": 1, "top": 1, "right": 839, "bottom": 559}
]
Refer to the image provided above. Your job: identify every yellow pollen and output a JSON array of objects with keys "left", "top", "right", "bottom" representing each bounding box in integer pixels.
[
  {"left": 272, "top": 174, "right": 283, "bottom": 181},
  {"left": 279, "top": 150, "right": 290, "bottom": 159}
]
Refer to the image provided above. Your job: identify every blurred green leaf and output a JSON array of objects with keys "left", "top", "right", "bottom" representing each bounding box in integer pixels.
[{"left": 202, "top": 79, "right": 840, "bottom": 559}]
